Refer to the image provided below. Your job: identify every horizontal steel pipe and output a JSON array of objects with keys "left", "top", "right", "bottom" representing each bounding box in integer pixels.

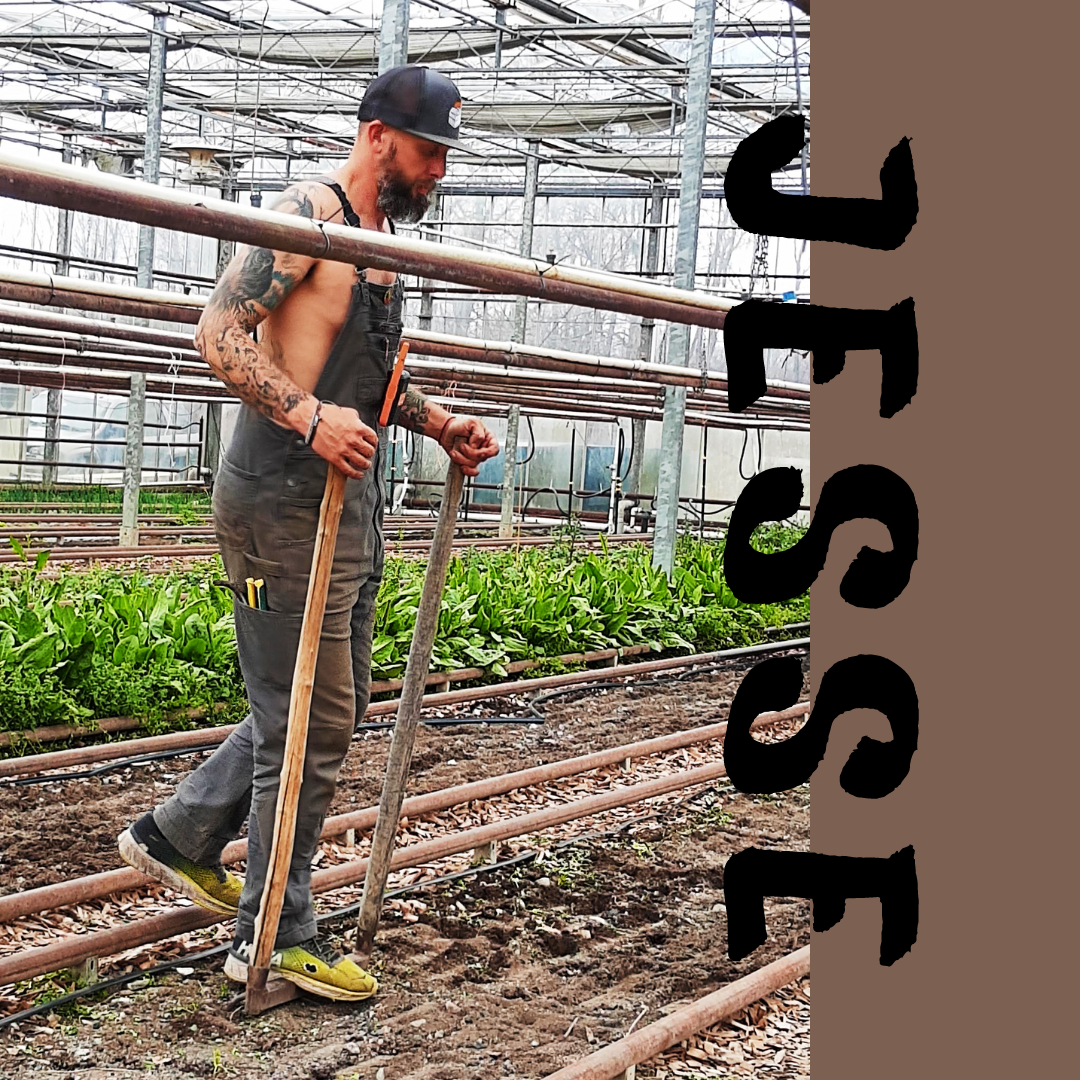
[
  {"left": 0, "top": 280, "right": 200, "bottom": 326},
  {"left": 0, "top": 342, "right": 214, "bottom": 380},
  {"left": 0, "top": 363, "right": 231, "bottom": 400},
  {"left": 0, "top": 703, "right": 807, "bottom": 925},
  {"left": 0, "top": 273, "right": 809, "bottom": 404},
  {"left": 0, "top": 302, "right": 196, "bottom": 349},
  {"left": 0, "top": 641, "right": 647, "bottom": 760},
  {"left": 543, "top": 946, "right": 811, "bottom": 1080},
  {"left": 407, "top": 328, "right": 809, "bottom": 401},
  {"left": 0, "top": 760, "right": 732, "bottom": 985},
  {"left": 0, "top": 154, "right": 732, "bottom": 331},
  {"left": 0, "top": 639, "right": 809, "bottom": 777}
]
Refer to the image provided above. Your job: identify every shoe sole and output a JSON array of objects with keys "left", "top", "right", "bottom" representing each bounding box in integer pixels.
[
  {"left": 223, "top": 952, "right": 378, "bottom": 1003},
  {"left": 118, "top": 828, "right": 239, "bottom": 917}
]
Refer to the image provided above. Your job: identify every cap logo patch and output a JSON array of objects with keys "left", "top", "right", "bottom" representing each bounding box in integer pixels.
[{"left": 448, "top": 102, "right": 462, "bottom": 129}]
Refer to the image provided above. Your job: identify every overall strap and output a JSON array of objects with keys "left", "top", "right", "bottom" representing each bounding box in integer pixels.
[
  {"left": 311, "top": 177, "right": 397, "bottom": 235},
  {"left": 311, "top": 178, "right": 398, "bottom": 282},
  {"left": 313, "top": 176, "right": 361, "bottom": 228}
]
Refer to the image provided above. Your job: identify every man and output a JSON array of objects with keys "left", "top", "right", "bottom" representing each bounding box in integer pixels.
[{"left": 117, "top": 66, "right": 499, "bottom": 1002}]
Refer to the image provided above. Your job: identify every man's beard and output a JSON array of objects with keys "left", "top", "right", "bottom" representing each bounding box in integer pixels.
[{"left": 376, "top": 154, "right": 434, "bottom": 224}]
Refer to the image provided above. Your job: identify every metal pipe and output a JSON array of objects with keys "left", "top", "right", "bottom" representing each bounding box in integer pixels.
[
  {"left": 0, "top": 154, "right": 734, "bottom": 330},
  {"left": 700, "top": 425, "right": 708, "bottom": 542},
  {"left": 0, "top": 642, "right": 653, "bottom": 756},
  {"left": 122, "top": 9, "right": 168, "bottom": 548},
  {"left": 512, "top": 139, "right": 541, "bottom": 344},
  {"left": 379, "top": 0, "right": 410, "bottom": 73},
  {"left": 0, "top": 268, "right": 205, "bottom": 315},
  {"left": 0, "top": 274, "right": 807, "bottom": 400},
  {"left": 0, "top": 327, "right": 201, "bottom": 361},
  {"left": 499, "top": 404, "right": 520, "bottom": 537},
  {"left": 0, "top": 755, "right": 756, "bottom": 986},
  {"left": 0, "top": 529, "right": 655, "bottom": 566},
  {"left": 0, "top": 639, "right": 809, "bottom": 779},
  {"left": 0, "top": 337, "right": 808, "bottom": 423},
  {"left": 653, "top": 0, "right": 717, "bottom": 578},
  {"left": 542, "top": 947, "right": 811, "bottom": 1080},
  {"left": 0, "top": 702, "right": 813, "bottom": 930}
]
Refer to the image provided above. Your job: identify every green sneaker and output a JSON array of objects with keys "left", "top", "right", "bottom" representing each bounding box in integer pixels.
[
  {"left": 118, "top": 812, "right": 243, "bottom": 916},
  {"left": 224, "top": 935, "right": 378, "bottom": 1002}
]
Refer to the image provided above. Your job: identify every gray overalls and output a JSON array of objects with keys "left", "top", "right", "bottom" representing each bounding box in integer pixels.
[{"left": 155, "top": 182, "right": 404, "bottom": 947}]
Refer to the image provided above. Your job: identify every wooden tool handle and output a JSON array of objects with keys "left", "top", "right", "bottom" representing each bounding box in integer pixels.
[
  {"left": 248, "top": 465, "right": 347, "bottom": 995},
  {"left": 353, "top": 461, "right": 465, "bottom": 958}
]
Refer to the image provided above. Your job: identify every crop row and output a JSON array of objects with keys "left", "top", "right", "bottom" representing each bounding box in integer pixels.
[{"left": 0, "top": 527, "right": 808, "bottom": 744}]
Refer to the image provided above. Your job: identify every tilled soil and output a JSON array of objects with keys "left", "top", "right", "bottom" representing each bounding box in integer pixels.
[
  {"left": 0, "top": 654, "right": 812, "bottom": 1079},
  {"left": 0, "top": 655, "right": 809, "bottom": 893}
]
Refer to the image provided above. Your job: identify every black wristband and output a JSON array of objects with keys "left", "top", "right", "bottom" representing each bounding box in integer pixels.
[{"left": 304, "top": 400, "right": 333, "bottom": 446}]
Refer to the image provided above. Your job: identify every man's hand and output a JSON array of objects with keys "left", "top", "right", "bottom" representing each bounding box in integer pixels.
[
  {"left": 438, "top": 417, "right": 499, "bottom": 477},
  {"left": 312, "top": 404, "right": 380, "bottom": 480}
]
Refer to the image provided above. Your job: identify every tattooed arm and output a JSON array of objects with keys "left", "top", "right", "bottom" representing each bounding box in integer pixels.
[
  {"left": 194, "top": 183, "right": 322, "bottom": 433},
  {"left": 194, "top": 182, "right": 379, "bottom": 480},
  {"left": 395, "top": 385, "right": 500, "bottom": 478},
  {"left": 393, "top": 387, "right": 438, "bottom": 438}
]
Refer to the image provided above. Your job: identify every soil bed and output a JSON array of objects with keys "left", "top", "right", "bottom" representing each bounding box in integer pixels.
[
  {"left": 0, "top": 655, "right": 808, "bottom": 893},
  {"left": 0, "top": 656, "right": 811, "bottom": 1079}
]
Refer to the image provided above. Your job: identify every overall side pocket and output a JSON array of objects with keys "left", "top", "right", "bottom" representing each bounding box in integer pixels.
[
  {"left": 213, "top": 456, "right": 260, "bottom": 553},
  {"left": 232, "top": 599, "right": 305, "bottom": 705}
]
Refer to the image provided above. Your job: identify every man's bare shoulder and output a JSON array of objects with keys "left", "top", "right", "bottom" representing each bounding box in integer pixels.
[{"left": 266, "top": 180, "right": 345, "bottom": 226}]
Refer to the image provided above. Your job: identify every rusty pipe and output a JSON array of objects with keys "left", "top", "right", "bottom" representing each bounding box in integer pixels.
[
  {"left": 0, "top": 302, "right": 196, "bottom": 349},
  {"left": 0, "top": 280, "right": 200, "bottom": 326},
  {"left": 0, "top": 153, "right": 730, "bottom": 331},
  {"left": 0, "top": 759, "right": 734, "bottom": 986},
  {"left": 0, "top": 644, "right": 652, "bottom": 752},
  {"left": 0, "top": 704, "right": 808, "bottom": 925},
  {"left": 0, "top": 531, "right": 641, "bottom": 567},
  {"left": 542, "top": 946, "right": 811, "bottom": 1080}
]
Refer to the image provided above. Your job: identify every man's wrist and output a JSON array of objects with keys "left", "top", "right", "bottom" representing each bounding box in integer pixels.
[
  {"left": 423, "top": 403, "right": 453, "bottom": 442},
  {"left": 290, "top": 395, "right": 319, "bottom": 437},
  {"left": 436, "top": 415, "right": 455, "bottom": 448}
]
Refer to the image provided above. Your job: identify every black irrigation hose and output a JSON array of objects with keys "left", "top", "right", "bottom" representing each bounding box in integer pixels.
[
  {"left": 523, "top": 640, "right": 810, "bottom": 720},
  {"left": 3, "top": 718, "right": 547, "bottom": 789},
  {"left": 0, "top": 767, "right": 736, "bottom": 1032},
  {"left": 6, "top": 744, "right": 225, "bottom": 787},
  {"left": 738, "top": 428, "right": 765, "bottom": 481},
  {"left": 518, "top": 485, "right": 571, "bottom": 523},
  {"left": 357, "top": 716, "right": 544, "bottom": 732},
  {"left": 521, "top": 414, "right": 536, "bottom": 466}
]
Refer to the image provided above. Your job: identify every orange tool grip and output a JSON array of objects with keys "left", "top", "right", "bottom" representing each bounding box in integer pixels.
[{"left": 379, "top": 340, "right": 411, "bottom": 427}]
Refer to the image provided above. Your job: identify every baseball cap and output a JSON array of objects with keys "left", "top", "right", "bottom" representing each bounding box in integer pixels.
[{"left": 358, "top": 65, "right": 480, "bottom": 154}]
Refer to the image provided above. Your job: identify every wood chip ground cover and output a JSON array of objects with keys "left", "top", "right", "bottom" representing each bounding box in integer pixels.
[{"left": 0, "top": 662, "right": 810, "bottom": 1079}]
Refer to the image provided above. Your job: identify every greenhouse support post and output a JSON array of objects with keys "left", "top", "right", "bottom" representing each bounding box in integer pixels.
[
  {"left": 379, "top": 0, "right": 410, "bottom": 73},
  {"left": 652, "top": 0, "right": 716, "bottom": 577},
  {"left": 499, "top": 404, "right": 520, "bottom": 537},
  {"left": 121, "top": 10, "right": 166, "bottom": 548},
  {"left": 628, "top": 184, "right": 665, "bottom": 501},
  {"left": 512, "top": 141, "right": 541, "bottom": 345}
]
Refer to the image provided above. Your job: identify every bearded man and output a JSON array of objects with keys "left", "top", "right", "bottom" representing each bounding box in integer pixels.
[{"left": 118, "top": 66, "right": 499, "bottom": 1002}]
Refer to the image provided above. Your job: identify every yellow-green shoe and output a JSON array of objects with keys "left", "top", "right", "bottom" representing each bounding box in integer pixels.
[
  {"left": 224, "top": 936, "right": 378, "bottom": 1002},
  {"left": 118, "top": 812, "right": 243, "bottom": 916}
]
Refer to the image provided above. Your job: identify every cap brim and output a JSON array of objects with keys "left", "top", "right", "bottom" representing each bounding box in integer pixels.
[{"left": 399, "top": 127, "right": 492, "bottom": 157}]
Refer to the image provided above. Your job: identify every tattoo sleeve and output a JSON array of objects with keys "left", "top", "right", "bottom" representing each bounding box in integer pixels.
[{"left": 193, "top": 185, "right": 319, "bottom": 427}]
